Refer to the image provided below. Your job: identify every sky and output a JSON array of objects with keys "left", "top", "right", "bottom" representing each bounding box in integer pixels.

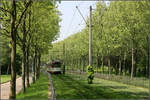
[{"left": 54, "top": 1, "right": 97, "bottom": 42}]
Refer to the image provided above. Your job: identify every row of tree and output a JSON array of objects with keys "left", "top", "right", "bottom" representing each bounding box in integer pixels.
[
  {"left": 50, "top": 1, "right": 150, "bottom": 79},
  {"left": 0, "top": 0, "right": 60, "bottom": 99}
]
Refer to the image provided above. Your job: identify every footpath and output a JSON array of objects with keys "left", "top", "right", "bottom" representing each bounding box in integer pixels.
[{"left": 1, "top": 77, "right": 32, "bottom": 99}]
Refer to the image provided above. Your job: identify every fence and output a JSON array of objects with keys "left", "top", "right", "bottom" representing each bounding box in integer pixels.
[{"left": 67, "top": 70, "right": 149, "bottom": 88}]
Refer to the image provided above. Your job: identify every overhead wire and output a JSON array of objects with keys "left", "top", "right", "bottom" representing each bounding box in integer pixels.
[
  {"left": 65, "top": 1, "right": 84, "bottom": 38},
  {"left": 66, "top": 7, "right": 77, "bottom": 35}
]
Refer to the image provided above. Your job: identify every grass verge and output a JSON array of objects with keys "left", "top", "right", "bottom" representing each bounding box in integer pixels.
[
  {"left": 52, "top": 73, "right": 149, "bottom": 99},
  {"left": 1, "top": 75, "right": 11, "bottom": 84},
  {"left": 16, "top": 74, "right": 49, "bottom": 99}
]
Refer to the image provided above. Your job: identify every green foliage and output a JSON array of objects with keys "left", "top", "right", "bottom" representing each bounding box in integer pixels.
[
  {"left": 86, "top": 65, "right": 94, "bottom": 84},
  {"left": 50, "top": 1, "right": 149, "bottom": 78},
  {"left": 0, "top": 0, "right": 60, "bottom": 74}
]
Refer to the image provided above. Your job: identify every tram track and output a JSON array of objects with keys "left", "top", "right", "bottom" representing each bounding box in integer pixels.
[
  {"left": 56, "top": 75, "right": 87, "bottom": 99},
  {"left": 55, "top": 73, "right": 108, "bottom": 99}
]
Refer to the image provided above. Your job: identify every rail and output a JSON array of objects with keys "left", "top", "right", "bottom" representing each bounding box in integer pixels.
[{"left": 48, "top": 73, "right": 56, "bottom": 100}]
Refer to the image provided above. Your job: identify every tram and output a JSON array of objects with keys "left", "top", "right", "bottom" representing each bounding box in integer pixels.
[{"left": 47, "top": 60, "right": 62, "bottom": 74}]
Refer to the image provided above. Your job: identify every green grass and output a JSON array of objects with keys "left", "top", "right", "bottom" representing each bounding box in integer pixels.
[
  {"left": 1, "top": 75, "right": 21, "bottom": 84},
  {"left": 95, "top": 73, "right": 149, "bottom": 88},
  {"left": 67, "top": 69, "right": 149, "bottom": 88},
  {"left": 52, "top": 73, "right": 149, "bottom": 99},
  {"left": 16, "top": 74, "right": 49, "bottom": 99},
  {"left": 1, "top": 75, "right": 11, "bottom": 83}
]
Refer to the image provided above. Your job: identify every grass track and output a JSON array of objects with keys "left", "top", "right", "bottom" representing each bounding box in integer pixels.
[
  {"left": 16, "top": 74, "right": 49, "bottom": 99},
  {"left": 52, "top": 73, "right": 149, "bottom": 99}
]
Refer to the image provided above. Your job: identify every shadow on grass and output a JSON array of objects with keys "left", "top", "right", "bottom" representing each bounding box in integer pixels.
[
  {"left": 52, "top": 74, "right": 149, "bottom": 99},
  {"left": 16, "top": 74, "right": 49, "bottom": 99}
]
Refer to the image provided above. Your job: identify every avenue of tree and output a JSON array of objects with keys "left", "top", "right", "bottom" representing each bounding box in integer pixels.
[
  {"left": 50, "top": 1, "right": 150, "bottom": 79},
  {"left": 0, "top": 0, "right": 60, "bottom": 99}
]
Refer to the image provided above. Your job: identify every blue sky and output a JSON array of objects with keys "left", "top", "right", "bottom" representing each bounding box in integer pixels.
[{"left": 55, "top": 1, "right": 97, "bottom": 42}]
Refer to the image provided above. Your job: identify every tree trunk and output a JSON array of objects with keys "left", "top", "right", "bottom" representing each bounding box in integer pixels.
[
  {"left": 83, "top": 57, "right": 85, "bottom": 72},
  {"left": 26, "top": 48, "right": 30, "bottom": 87},
  {"left": 102, "top": 56, "right": 104, "bottom": 73},
  {"left": 9, "top": 36, "right": 16, "bottom": 99},
  {"left": 7, "top": 63, "right": 10, "bottom": 75},
  {"left": 123, "top": 51, "right": 126, "bottom": 76},
  {"left": 26, "top": 2, "right": 31, "bottom": 87},
  {"left": 119, "top": 57, "right": 122, "bottom": 75},
  {"left": 134, "top": 50, "right": 137, "bottom": 77},
  {"left": 35, "top": 50, "right": 38, "bottom": 81},
  {"left": 108, "top": 57, "right": 111, "bottom": 75},
  {"left": 147, "top": 36, "right": 149, "bottom": 78},
  {"left": 9, "top": 0, "right": 17, "bottom": 99},
  {"left": 32, "top": 55, "right": 35, "bottom": 83},
  {"left": 131, "top": 47, "right": 134, "bottom": 79},
  {"left": 37, "top": 53, "right": 41, "bottom": 79},
  {"left": 115, "top": 64, "right": 118, "bottom": 75},
  {"left": 96, "top": 55, "right": 100, "bottom": 73},
  {"left": 79, "top": 58, "right": 82, "bottom": 74},
  {"left": 21, "top": 55, "right": 26, "bottom": 93},
  {"left": 22, "top": 3, "right": 27, "bottom": 92},
  {"left": 148, "top": 35, "right": 150, "bottom": 78}
]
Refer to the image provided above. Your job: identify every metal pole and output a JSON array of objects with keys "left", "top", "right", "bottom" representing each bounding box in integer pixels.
[
  {"left": 148, "top": 34, "right": 150, "bottom": 99},
  {"left": 89, "top": 6, "right": 92, "bottom": 66},
  {"left": 0, "top": 3, "right": 2, "bottom": 99},
  {"left": 63, "top": 43, "right": 65, "bottom": 74}
]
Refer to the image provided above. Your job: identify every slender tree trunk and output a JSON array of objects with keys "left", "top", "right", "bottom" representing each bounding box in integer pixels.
[
  {"left": 9, "top": 0, "right": 17, "bottom": 99},
  {"left": 22, "top": 42, "right": 26, "bottom": 93},
  {"left": 123, "top": 51, "right": 126, "bottom": 76},
  {"left": 39, "top": 54, "right": 41, "bottom": 77},
  {"left": 148, "top": 35, "right": 150, "bottom": 78},
  {"left": 32, "top": 56, "right": 35, "bottom": 83},
  {"left": 26, "top": 2, "right": 31, "bottom": 87},
  {"left": 9, "top": 35, "right": 16, "bottom": 99},
  {"left": 115, "top": 64, "right": 118, "bottom": 75},
  {"left": 32, "top": 49, "right": 37, "bottom": 83},
  {"left": 35, "top": 50, "right": 38, "bottom": 80},
  {"left": 26, "top": 48, "right": 30, "bottom": 87},
  {"left": 83, "top": 57, "right": 85, "bottom": 72},
  {"left": 108, "top": 57, "right": 111, "bottom": 75},
  {"left": 72, "top": 59, "right": 74, "bottom": 71},
  {"left": 22, "top": 2, "right": 27, "bottom": 92},
  {"left": 131, "top": 47, "right": 134, "bottom": 79},
  {"left": 147, "top": 36, "right": 149, "bottom": 78},
  {"left": 119, "top": 57, "right": 122, "bottom": 75},
  {"left": 134, "top": 50, "right": 137, "bottom": 77},
  {"left": 7, "top": 63, "right": 10, "bottom": 75},
  {"left": 102, "top": 56, "right": 104, "bottom": 73},
  {"left": 79, "top": 58, "right": 82, "bottom": 74},
  {"left": 96, "top": 55, "right": 100, "bottom": 73},
  {"left": 21, "top": 54, "right": 26, "bottom": 93},
  {"left": 37, "top": 53, "right": 41, "bottom": 79}
]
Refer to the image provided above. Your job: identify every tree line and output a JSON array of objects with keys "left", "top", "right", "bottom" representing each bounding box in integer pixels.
[
  {"left": 50, "top": 1, "right": 150, "bottom": 79},
  {"left": 0, "top": 0, "right": 60, "bottom": 99}
]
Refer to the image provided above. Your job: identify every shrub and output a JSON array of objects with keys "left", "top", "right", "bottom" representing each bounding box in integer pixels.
[{"left": 86, "top": 65, "right": 94, "bottom": 84}]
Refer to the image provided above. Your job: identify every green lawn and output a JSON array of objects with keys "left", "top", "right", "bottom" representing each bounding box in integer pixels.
[
  {"left": 52, "top": 73, "right": 149, "bottom": 99},
  {"left": 17, "top": 74, "right": 49, "bottom": 99},
  {"left": 1, "top": 75, "right": 11, "bottom": 84}
]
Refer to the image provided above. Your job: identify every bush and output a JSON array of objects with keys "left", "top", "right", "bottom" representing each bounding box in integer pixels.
[{"left": 86, "top": 65, "right": 94, "bottom": 84}]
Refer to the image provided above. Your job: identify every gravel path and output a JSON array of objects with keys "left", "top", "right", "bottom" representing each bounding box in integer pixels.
[{"left": 0, "top": 77, "right": 32, "bottom": 99}]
